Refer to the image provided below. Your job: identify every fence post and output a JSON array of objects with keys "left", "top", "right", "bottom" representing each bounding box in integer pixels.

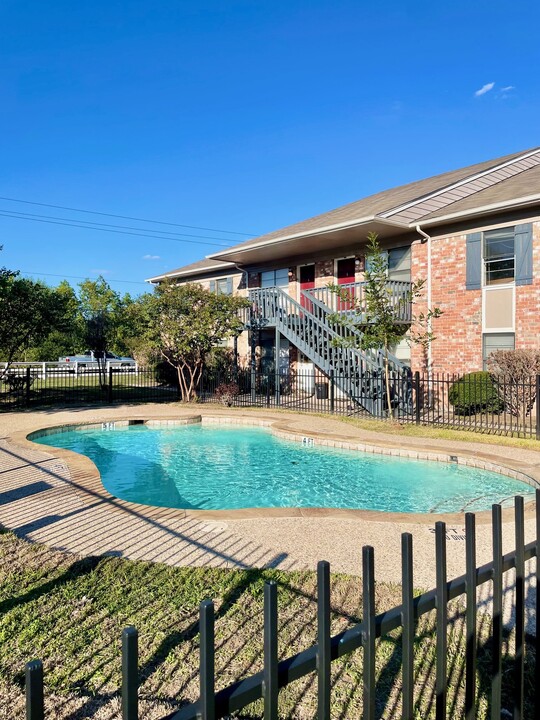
[
  {"left": 264, "top": 581, "right": 279, "bottom": 719},
  {"left": 330, "top": 370, "right": 335, "bottom": 414},
  {"left": 362, "top": 546, "right": 376, "bottom": 720},
  {"left": 122, "top": 626, "right": 138, "bottom": 720},
  {"left": 199, "top": 599, "right": 215, "bottom": 720},
  {"left": 108, "top": 366, "right": 113, "bottom": 403},
  {"left": 26, "top": 366, "right": 31, "bottom": 407},
  {"left": 535, "top": 375, "right": 540, "bottom": 440},
  {"left": 25, "top": 660, "right": 44, "bottom": 720},
  {"left": 414, "top": 371, "right": 421, "bottom": 425}
]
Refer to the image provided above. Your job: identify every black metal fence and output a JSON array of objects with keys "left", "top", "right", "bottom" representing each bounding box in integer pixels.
[
  {"left": 2, "top": 364, "right": 540, "bottom": 439},
  {"left": 24, "top": 493, "right": 539, "bottom": 719}
]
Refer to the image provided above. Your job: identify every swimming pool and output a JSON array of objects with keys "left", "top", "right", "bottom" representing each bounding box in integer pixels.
[{"left": 33, "top": 423, "right": 534, "bottom": 513}]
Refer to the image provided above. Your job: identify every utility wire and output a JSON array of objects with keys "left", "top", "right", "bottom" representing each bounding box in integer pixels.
[
  {"left": 1, "top": 209, "right": 238, "bottom": 242},
  {"left": 0, "top": 195, "right": 256, "bottom": 237},
  {"left": 0, "top": 211, "right": 234, "bottom": 248},
  {"left": 0, "top": 208, "right": 240, "bottom": 247}
]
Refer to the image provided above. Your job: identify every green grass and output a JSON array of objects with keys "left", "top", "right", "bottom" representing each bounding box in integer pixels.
[{"left": 0, "top": 532, "right": 535, "bottom": 718}]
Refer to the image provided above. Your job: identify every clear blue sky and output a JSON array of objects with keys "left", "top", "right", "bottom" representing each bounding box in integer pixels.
[{"left": 1, "top": 0, "right": 539, "bottom": 295}]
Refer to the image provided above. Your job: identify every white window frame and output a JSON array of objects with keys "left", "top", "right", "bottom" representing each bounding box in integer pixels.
[{"left": 482, "top": 227, "right": 516, "bottom": 288}]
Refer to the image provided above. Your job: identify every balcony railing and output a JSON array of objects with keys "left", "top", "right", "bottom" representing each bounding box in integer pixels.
[{"left": 304, "top": 280, "right": 413, "bottom": 323}]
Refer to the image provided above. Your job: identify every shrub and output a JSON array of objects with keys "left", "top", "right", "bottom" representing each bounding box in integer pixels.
[
  {"left": 487, "top": 349, "right": 540, "bottom": 419},
  {"left": 448, "top": 371, "right": 504, "bottom": 416},
  {"left": 215, "top": 382, "right": 240, "bottom": 406}
]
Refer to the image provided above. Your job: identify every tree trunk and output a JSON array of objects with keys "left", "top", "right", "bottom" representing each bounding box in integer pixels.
[{"left": 384, "top": 343, "right": 394, "bottom": 421}]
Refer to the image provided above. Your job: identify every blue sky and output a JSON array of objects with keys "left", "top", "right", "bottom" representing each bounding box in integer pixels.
[{"left": 1, "top": 0, "right": 539, "bottom": 295}]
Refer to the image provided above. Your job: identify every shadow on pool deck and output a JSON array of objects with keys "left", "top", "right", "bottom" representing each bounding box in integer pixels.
[{"left": 0, "top": 442, "right": 292, "bottom": 572}]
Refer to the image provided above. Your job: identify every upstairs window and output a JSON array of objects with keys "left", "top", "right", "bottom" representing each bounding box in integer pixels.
[
  {"left": 209, "top": 277, "right": 233, "bottom": 295},
  {"left": 483, "top": 228, "right": 515, "bottom": 286},
  {"left": 261, "top": 268, "right": 289, "bottom": 288}
]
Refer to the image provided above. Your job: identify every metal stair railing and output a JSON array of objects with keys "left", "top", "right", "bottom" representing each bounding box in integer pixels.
[
  {"left": 301, "top": 287, "right": 405, "bottom": 372},
  {"left": 306, "top": 280, "right": 413, "bottom": 323},
  {"left": 249, "top": 287, "right": 387, "bottom": 415},
  {"left": 300, "top": 284, "right": 414, "bottom": 416}
]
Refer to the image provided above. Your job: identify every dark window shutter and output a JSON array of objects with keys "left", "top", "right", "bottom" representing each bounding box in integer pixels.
[
  {"left": 465, "top": 232, "right": 482, "bottom": 290},
  {"left": 515, "top": 223, "right": 533, "bottom": 286},
  {"left": 226, "top": 277, "right": 233, "bottom": 294},
  {"left": 209, "top": 280, "right": 216, "bottom": 293}
]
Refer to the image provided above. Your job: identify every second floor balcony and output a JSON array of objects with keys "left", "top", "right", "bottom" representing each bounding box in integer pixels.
[{"left": 304, "top": 280, "right": 412, "bottom": 323}]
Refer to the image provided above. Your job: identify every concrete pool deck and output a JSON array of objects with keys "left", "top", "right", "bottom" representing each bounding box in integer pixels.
[{"left": 0, "top": 404, "right": 538, "bottom": 601}]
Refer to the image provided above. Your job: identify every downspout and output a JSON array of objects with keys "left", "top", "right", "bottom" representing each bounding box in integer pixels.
[{"left": 415, "top": 225, "right": 432, "bottom": 377}]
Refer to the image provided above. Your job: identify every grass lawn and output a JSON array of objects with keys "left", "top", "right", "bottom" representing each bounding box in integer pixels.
[
  {"left": 0, "top": 530, "right": 535, "bottom": 719},
  {"left": 0, "top": 373, "right": 178, "bottom": 411}
]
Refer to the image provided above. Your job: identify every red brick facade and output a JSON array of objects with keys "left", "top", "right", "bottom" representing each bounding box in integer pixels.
[
  {"left": 515, "top": 221, "right": 540, "bottom": 352},
  {"left": 411, "top": 220, "right": 540, "bottom": 375}
]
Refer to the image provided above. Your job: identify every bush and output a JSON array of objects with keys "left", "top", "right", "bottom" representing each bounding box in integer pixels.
[
  {"left": 448, "top": 371, "right": 504, "bottom": 416},
  {"left": 487, "top": 349, "right": 540, "bottom": 418},
  {"left": 154, "top": 361, "right": 179, "bottom": 387},
  {"left": 215, "top": 382, "right": 240, "bottom": 406}
]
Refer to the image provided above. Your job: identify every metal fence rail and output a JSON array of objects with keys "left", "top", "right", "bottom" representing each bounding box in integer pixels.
[
  {"left": 2, "top": 364, "right": 540, "bottom": 440},
  {"left": 24, "top": 494, "right": 539, "bottom": 719}
]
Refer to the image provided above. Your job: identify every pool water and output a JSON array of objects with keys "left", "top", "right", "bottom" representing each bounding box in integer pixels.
[{"left": 34, "top": 424, "right": 534, "bottom": 513}]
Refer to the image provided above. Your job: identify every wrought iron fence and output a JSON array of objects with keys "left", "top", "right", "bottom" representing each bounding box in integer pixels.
[
  {"left": 2, "top": 363, "right": 540, "bottom": 439},
  {"left": 23, "top": 494, "right": 539, "bottom": 719}
]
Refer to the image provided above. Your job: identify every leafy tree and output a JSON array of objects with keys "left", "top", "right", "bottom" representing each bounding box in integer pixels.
[
  {"left": 0, "top": 274, "right": 65, "bottom": 377},
  {"left": 25, "top": 281, "right": 84, "bottom": 360},
  {"left": 145, "top": 281, "right": 249, "bottom": 401},
  {"left": 328, "top": 232, "right": 442, "bottom": 419}
]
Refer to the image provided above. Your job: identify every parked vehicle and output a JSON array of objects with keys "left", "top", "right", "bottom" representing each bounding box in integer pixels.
[{"left": 59, "top": 351, "right": 136, "bottom": 368}]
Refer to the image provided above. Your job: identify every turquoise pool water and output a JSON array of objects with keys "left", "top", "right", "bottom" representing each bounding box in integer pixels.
[{"left": 34, "top": 424, "right": 534, "bottom": 513}]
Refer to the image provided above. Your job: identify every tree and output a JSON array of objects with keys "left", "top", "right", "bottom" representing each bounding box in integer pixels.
[
  {"left": 0, "top": 274, "right": 65, "bottom": 377},
  {"left": 488, "top": 349, "right": 540, "bottom": 422},
  {"left": 25, "top": 281, "right": 84, "bottom": 361},
  {"left": 328, "top": 232, "right": 442, "bottom": 419},
  {"left": 78, "top": 277, "right": 124, "bottom": 387},
  {"left": 145, "top": 281, "right": 249, "bottom": 401}
]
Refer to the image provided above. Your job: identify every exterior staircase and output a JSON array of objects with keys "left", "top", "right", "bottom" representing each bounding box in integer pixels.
[{"left": 248, "top": 285, "right": 412, "bottom": 415}]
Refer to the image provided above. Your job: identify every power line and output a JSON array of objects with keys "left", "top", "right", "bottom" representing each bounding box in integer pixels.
[
  {"left": 0, "top": 211, "right": 234, "bottom": 248},
  {"left": 1, "top": 209, "right": 239, "bottom": 242},
  {"left": 19, "top": 270, "right": 149, "bottom": 286},
  {"left": 0, "top": 195, "right": 256, "bottom": 237}
]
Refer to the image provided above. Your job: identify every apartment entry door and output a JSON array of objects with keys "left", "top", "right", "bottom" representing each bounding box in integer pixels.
[
  {"left": 300, "top": 264, "right": 315, "bottom": 311},
  {"left": 337, "top": 258, "right": 356, "bottom": 310}
]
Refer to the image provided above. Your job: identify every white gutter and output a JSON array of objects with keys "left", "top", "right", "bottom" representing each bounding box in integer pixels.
[{"left": 415, "top": 225, "right": 432, "bottom": 377}]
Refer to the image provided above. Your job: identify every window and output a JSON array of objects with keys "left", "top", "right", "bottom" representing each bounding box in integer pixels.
[
  {"left": 482, "top": 333, "right": 515, "bottom": 369},
  {"left": 216, "top": 277, "right": 232, "bottom": 295},
  {"left": 365, "top": 246, "right": 411, "bottom": 282},
  {"left": 209, "top": 277, "right": 233, "bottom": 295},
  {"left": 261, "top": 268, "right": 289, "bottom": 288},
  {"left": 388, "top": 246, "right": 411, "bottom": 282},
  {"left": 483, "top": 228, "right": 515, "bottom": 286}
]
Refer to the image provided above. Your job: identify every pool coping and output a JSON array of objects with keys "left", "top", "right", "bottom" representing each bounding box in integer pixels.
[{"left": 13, "top": 412, "right": 540, "bottom": 525}]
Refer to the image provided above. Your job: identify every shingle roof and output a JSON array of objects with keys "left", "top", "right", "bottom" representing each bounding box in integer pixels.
[
  {"left": 151, "top": 147, "right": 540, "bottom": 280},
  {"left": 420, "top": 162, "right": 540, "bottom": 222},
  {"left": 146, "top": 258, "right": 236, "bottom": 283},
  {"left": 208, "top": 147, "right": 537, "bottom": 259}
]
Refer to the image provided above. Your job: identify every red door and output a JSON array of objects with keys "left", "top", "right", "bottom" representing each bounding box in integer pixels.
[
  {"left": 300, "top": 265, "right": 315, "bottom": 312},
  {"left": 337, "top": 258, "right": 356, "bottom": 310}
]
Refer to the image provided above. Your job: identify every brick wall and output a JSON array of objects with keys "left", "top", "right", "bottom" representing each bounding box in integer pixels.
[
  {"left": 515, "top": 221, "right": 540, "bottom": 351},
  {"left": 315, "top": 259, "right": 334, "bottom": 288},
  {"left": 411, "top": 220, "right": 540, "bottom": 375},
  {"left": 411, "top": 235, "right": 482, "bottom": 375}
]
